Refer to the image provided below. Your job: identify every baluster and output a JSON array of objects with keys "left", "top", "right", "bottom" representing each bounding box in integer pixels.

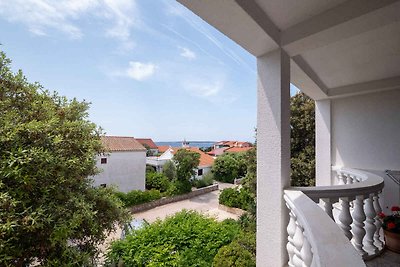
[
  {"left": 287, "top": 208, "right": 296, "bottom": 267},
  {"left": 292, "top": 221, "right": 304, "bottom": 267},
  {"left": 301, "top": 231, "right": 313, "bottom": 267},
  {"left": 322, "top": 198, "right": 334, "bottom": 220},
  {"left": 373, "top": 192, "right": 384, "bottom": 249},
  {"left": 337, "top": 172, "right": 345, "bottom": 185},
  {"left": 364, "top": 194, "right": 378, "bottom": 254},
  {"left": 347, "top": 174, "right": 353, "bottom": 184},
  {"left": 352, "top": 195, "right": 367, "bottom": 257},
  {"left": 338, "top": 197, "right": 353, "bottom": 240}
]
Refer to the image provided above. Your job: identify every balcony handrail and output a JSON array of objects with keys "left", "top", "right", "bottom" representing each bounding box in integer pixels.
[
  {"left": 284, "top": 190, "right": 366, "bottom": 267},
  {"left": 289, "top": 168, "right": 384, "bottom": 201},
  {"left": 284, "top": 168, "right": 385, "bottom": 266}
]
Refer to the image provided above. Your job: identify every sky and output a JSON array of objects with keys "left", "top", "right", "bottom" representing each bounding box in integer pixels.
[{"left": 0, "top": 0, "right": 298, "bottom": 142}]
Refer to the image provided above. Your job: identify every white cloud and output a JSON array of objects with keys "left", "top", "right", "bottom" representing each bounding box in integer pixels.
[
  {"left": 179, "top": 47, "right": 196, "bottom": 60},
  {"left": 185, "top": 81, "right": 221, "bottom": 98},
  {"left": 126, "top": 61, "right": 157, "bottom": 81},
  {"left": 0, "top": 0, "right": 138, "bottom": 45}
]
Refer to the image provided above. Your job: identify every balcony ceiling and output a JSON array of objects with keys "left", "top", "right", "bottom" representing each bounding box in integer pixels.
[{"left": 177, "top": 0, "right": 400, "bottom": 100}]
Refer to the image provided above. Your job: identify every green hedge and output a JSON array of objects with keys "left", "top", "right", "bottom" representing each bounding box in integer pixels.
[
  {"left": 146, "top": 172, "right": 170, "bottom": 192},
  {"left": 213, "top": 232, "right": 256, "bottom": 267},
  {"left": 219, "top": 187, "right": 253, "bottom": 211},
  {"left": 107, "top": 210, "right": 241, "bottom": 266},
  {"left": 115, "top": 189, "right": 162, "bottom": 207}
]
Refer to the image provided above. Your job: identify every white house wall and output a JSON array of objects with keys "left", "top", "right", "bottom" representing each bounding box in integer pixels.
[
  {"left": 331, "top": 89, "right": 400, "bottom": 171},
  {"left": 93, "top": 151, "right": 146, "bottom": 192}
]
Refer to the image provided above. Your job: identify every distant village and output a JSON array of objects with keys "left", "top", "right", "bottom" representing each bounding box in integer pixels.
[{"left": 92, "top": 136, "right": 253, "bottom": 192}]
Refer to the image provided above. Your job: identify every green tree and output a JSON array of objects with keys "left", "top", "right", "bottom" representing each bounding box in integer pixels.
[
  {"left": 212, "top": 153, "right": 247, "bottom": 183},
  {"left": 0, "top": 51, "right": 128, "bottom": 266},
  {"left": 172, "top": 149, "right": 200, "bottom": 182},
  {"left": 162, "top": 160, "right": 176, "bottom": 181},
  {"left": 290, "top": 92, "right": 315, "bottom": 186}
]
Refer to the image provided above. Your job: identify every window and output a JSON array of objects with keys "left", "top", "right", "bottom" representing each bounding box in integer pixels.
[
  {"left": 197, "top": 169, "right": 203, "bottom": 176},
  {"left": 101, "top": 158, "right": 107, "bottom": 164},
  {"left": 100, "top": 184, "right": 106, "bottom": 188}
]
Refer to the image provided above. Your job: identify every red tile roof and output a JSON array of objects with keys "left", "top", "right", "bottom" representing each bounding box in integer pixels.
[
  {"left": 136, "top": 138, "right": 158, "bottom": 149},
  {"left": 207, "top": 147, "right": 228, "bottom": 156},
  {"left": 101, "top": 136, "right": 146, "bottom": 152},
  {"left": 225, "top": 147, "right": 253, "bottom": 153},
  {"left": 168, "top": 147, "right": 215, "bottom": 167},
  {"left": 157, "top": 145, "right": 170, "bottom": 153}
]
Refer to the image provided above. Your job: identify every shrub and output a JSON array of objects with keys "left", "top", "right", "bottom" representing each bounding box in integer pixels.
[
  {"left": 146, "top": 172, "right": 170, "bottom": 192},
  {"left": 213, "top": 232, "right": 256, "bottom": 267},
  {"left": 107, "top": 210, "right": 241, "bottom": 266},
  {"left": 192, "top": 172, "right": 214, "bottom": 188},
  {"left": 219, "top": 187, "right": 254, "bottom": 211},
  {"left": 212, "top": 153, "right": 247, "bottom": 183},
  {"left": 162, "top": 160, "right": 176, "bottom": 181},
  {"left": 115, "top": 189, "right": 162, "bottom": 207},
  {"left": 166, "top": 180, "right": 192, "bottom": 196},
  {"left": 146, "top": 165, "right": 156, "bottom": 173}
]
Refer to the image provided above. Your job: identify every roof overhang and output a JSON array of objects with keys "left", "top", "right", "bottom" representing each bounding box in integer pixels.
[{"left": 177, "top": 0, "right": 400, "bottom": 100}]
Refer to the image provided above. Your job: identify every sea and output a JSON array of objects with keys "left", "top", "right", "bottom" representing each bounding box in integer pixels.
[{"left": 155, "top": 141, "right": 215, "bottom": 149}]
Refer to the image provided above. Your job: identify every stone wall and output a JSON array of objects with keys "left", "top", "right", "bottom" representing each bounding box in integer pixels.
[{"left": 130, "top": 184, "right": 219, "bottom": 213}]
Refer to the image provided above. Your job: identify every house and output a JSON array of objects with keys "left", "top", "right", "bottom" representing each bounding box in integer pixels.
[
  {"left": 178, "top": 0, "right": 400, "bottom": 266},
  {"left": 208, "top": 141, "right": 253, "bottom": 157},
  {"left": 136, "top": 138, "right": 159, "bottom": 155},
  {"left": 92, "top": 136, "right": 146, "bottom": 193},
  {"left": 147, "top": 146, "right": 215, "bottom": 179},
  {"left": 213, "top": 140, "right": 252, "bottom": 150}
]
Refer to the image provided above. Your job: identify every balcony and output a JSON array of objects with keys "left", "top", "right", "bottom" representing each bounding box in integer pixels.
[
  {"left": 284, "top": 168, "right": 386, "bottom": 266},
  {"left": 176, "top": 0, "right": 400, "bottom": 265}
]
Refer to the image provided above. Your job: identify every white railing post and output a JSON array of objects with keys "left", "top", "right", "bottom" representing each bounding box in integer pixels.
[
  {"left": 352, "top": 195, "right": 367, "bottom": 258},
  {"left": 287, "top": 208, "right": 296, "bottom": 267},
  {"left": 373, "top": 192, "right": 384, "bottom": 249},
  {"left": 364, "top": 194, "right": 378, "bottom": 254},
  {"left": 292, "top": 221, "right": 304, "bottom": 267},
  {"left": 339, "top": 197, "right": 353, "bottom": 240},
  {"left": 337, "top": 171, "right": 346, "bottom": 185},
  {"left": 322, "top": 198, "right": 334, "bottom": 220}
]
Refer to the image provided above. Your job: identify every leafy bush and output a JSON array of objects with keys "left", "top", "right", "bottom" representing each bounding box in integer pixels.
[
  {"left": 107, "top": 210, "right": 241, "bottom": 266},
  {"left": 212, "top": 153, "right": 247, "bottom": 183},
  {"left": 173, "top": 149, "right": 200, "bottom": 181},
  {"left": 145, "top": 172, "right": 170, "bottom": 192},
  {"left": 162, "top": 160, "right": 176, "bottom": 181},
  {"left": 115, "top": 189, "right": 162, "bottom": 207},
  {"left": 166, "top": 180, "right": 192, "bottom": 196},
  {"left": 192, "top": 172, "right": 214, "bottom": 188},
  {"left": 213, "top": 232, "right": 256, "bottom": 267},
  {"left": 146, "top": 165, "right": 156, "bottom": 173},
  {"left": 219, "top": 187, "right": 253, "bottom": 211}
]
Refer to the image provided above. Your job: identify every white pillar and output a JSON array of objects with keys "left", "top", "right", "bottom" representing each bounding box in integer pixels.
[
  {"left": 257, "top": 49, "right": 290, "bottom": 266},
  {"left": 315, "top": 100, "right": 332, "bottom": 186},
  {"left": 316, "top": 99, "right": 332, "bottom": 186}
]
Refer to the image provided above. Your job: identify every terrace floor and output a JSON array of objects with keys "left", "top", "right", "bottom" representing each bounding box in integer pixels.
[{"left": 366, "top": 250, "right": 400, "bottom": 267}]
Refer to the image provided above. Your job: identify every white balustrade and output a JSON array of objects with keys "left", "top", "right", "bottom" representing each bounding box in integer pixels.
[
  {"left": 352, "top": 195, "right": 367, "bottom": 257},
  {"left": 373, "top": 192, "right": 384, "bottom": 249},
  {"left": 364, "top": 194, "right": 378, "bottom": 254},
  {"left": 286, "top": 168, "right": 385, "bottom": 264},
  {"left": 339, "top": 197, "right": 353, "bottom": 240}
]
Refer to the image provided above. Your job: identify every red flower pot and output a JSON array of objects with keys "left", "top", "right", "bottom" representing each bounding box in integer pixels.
[{"left": 384, "top": 230, "right": 400, "bottom": 253}]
